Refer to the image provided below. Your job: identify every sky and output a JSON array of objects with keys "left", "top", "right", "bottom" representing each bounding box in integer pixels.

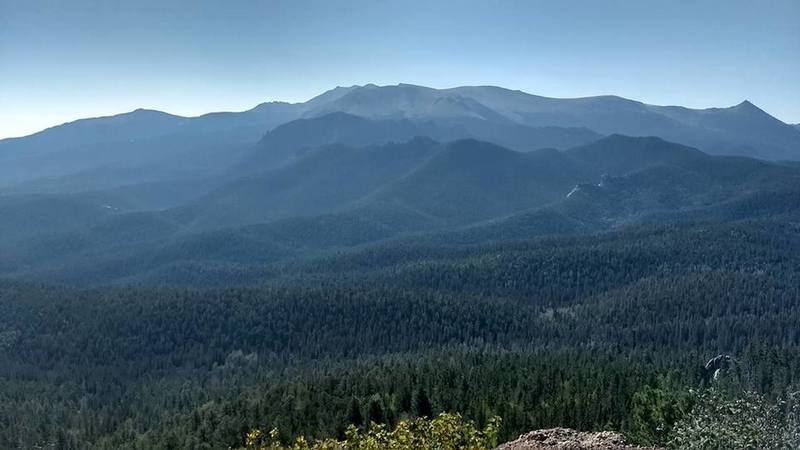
[{"left": 1, "top": 0, "right": 799, "bottom": 138}]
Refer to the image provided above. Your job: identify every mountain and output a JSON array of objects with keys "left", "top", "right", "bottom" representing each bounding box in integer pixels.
[
  {"left": 3, "top": 84, "right": 798, "bottom": 199},
  {"left": 238, "top": 113, "right": 447, "bottom": 170},
  {"left": 183, "top": 137, "right": 442, "bottom": 229},
  {"left": 548, "top": 135, "right": 800, "bottom": 226},
  {"left": 0, "top": 194, "right": 115, "bottom": 244},
  {"left": 184, "top": 137, "right": 592, "bottom": 231},
  {"left": 239, "top": 112, "right": 600, "bottom": 171},
  {"left": 0, "top": 103, "right": 302, "bottom": 189},
  {"left": 2, "top": 81, "right": 799, "bottom": 287},
  {"left": 225, "top": 134, "right": 719, "bottom": 233},
  {"left": 371, "top": 140, "right": 588, "bottom": 223},
  {"left": 414, "top": 137, "right": 800, "bottom": 246},
  {"left": 3, "top": 133, "right": 799, "bottom": 286},
  {"left": 563, "top": 134, "right": 709, "bottom": 175},
  {"left": 301, "top": 84, "right": 800, "bottom": 160},
  {"left": 303, "top": 83, "right": 498, "bottom": 121}
]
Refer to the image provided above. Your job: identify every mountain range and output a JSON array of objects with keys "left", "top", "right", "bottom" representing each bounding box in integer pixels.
[
  {"left": 2, "top": 84, "right": 798, "bottom": 192},
  {"left": 0, "top": 83, "right": 799, "bottom": 285},
  {"left": 1, "top": 132, "right": 797, "bottom": 286}
]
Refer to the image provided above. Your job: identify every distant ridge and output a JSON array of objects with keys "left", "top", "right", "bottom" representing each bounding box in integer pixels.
[
  {"left": 2, "top": 83, "right": 799, "bottom": 191},
  {"left": 4, "top": 132, "right": 799, "bottom": 286},
  {"left": 303, "top": 84, "right": 800, "bottom": 160}
]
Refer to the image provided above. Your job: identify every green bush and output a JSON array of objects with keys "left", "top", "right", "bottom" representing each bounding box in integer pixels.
[
  {"left": 630, "top": 377, "right": 693, "bottom": 446},
  {"left": 242, "top": 413, "right": 501, "bottom": 450},
  {"left": 669, "top": 389, "right": 799, "bottom": 450}
]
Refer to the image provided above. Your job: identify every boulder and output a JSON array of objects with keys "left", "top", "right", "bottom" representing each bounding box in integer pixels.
[{"left": 496, "top": 428, "right": 661, "bottom": 450}]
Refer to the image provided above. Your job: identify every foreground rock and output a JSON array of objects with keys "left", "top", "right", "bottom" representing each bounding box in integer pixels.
[{"left": 496, "top": 428, "right": 661, "bottom": 450}]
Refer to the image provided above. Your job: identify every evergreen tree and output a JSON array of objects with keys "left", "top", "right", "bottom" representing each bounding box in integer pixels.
[
  {"left": 347, "top": 397, "right": 363, "bottom": 428},
  {"left": 368, "top": 395, "right": 385, "bottom": 425},
  {"left": 414, "top": 387, "right": 433, "bottom": 419}
]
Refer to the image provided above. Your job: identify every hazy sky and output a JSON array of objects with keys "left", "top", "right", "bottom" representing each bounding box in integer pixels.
[{"left": 1, "top": 0, "right": 799, "bottom": 138}]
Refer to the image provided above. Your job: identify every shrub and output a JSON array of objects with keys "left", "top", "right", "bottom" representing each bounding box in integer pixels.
[
  {"left": 243, "top": 413, "right": 501, "bottom": 450},
  {"left": 630, "top": 377, "right": 694, "bottom": 446},
  {"left": 669, "top": 389, "right": 799, "bottom": 450}
]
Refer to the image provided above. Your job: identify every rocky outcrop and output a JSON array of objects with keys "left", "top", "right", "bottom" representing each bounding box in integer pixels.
[{"left": 496, "top": 428, "right": 661, "bottom": 450}]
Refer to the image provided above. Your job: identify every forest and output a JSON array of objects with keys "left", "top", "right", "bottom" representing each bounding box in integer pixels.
[{"left": 2, "top": 214, "right": 799, "bottom": 449}]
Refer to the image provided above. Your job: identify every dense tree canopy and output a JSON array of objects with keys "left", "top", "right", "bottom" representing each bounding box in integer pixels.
[{"left": 1, "top": 216, "right": 799, "bottom": 449}]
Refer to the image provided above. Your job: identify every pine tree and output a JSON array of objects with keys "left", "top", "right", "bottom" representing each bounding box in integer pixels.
[
  {"left": 367, "top": 395, "right": 385, "bottom": 425},
  {"left": 347, "top": 397, "right": 363, "bottom": 428},
  {"left": 414, "top": 387, "right": 433, "bottom": 418}
]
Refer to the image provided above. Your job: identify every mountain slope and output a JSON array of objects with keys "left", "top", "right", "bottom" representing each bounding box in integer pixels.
[
  {"left": 372, "top": 140, "right": 588, "bottom": 223},
  {"left": 0, "top": 103, "right": 302, "bottom": 189},
  {"left": 181, "top": 137, "right": 442, "bottom": 229},
  {"left": 648, "top": 100, "right": 800, "bottom": 159},
  {"left": 399, "top": 135, "right": 800, "bottom": 245},
  {"left": 4, "top": 134, "right": 798, "bottom": 286},
  {"left": 302, "top": 83, "right": 508, "bottom": 121},
  {"left": 563, "top": 134, "right": 709, "bottom": 175},
  {"left": 0, "top": 195, "right": 115, "bottom": 244},
  {"left": 238, "top": 112, "right": 600, "bottom": 172},
  {"left": 195, "top": 137, "right": 595, "bottom": 230}
]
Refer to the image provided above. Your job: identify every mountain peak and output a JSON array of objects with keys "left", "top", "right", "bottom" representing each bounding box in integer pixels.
[
  {"left": 249, "top": 101, "right": 293, "bottom": 110},
  {"left": 565, "top": 133, "right": 708, "bottom": 176},
  {"left": 304, "top": 85, "right": 362, "bottom": 107},
  {"left": 732, "top": 99, "right": 764, "bottom": 113},
  {"left": 126, "top": 108, "right": 176, "bottom": 117},
  {"left": 66, "top": 108, "right": 182, "bottom": 127}
]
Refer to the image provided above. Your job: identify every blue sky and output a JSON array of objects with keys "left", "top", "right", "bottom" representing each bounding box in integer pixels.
[{"left": 1, "top": 0, "right": 798, "bottom": 138}]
